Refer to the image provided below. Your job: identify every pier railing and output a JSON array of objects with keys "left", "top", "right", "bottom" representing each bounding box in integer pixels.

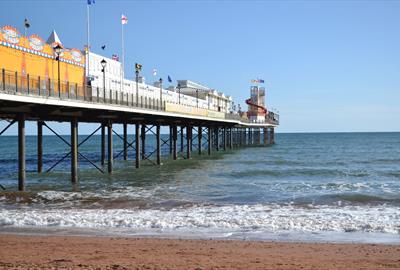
[
  {"left": 0, "top": 68, "right": 279, "bottom": 125},
  {"left": 0, "top": 69, "right": 166, "bottom": 111}
]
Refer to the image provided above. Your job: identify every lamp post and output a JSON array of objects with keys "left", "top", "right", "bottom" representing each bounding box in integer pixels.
[
  {"left": 159, "top": 78, "right": 163, "bottom": 109},
  {"left": 135, "top": 63, "right": 142, "bottom": 106},
  {"left": 177, "top": 83, "right": 181, "bottom": 105},
  {"left": 101, "top": 59, "right": 107, "bottom": 102},
  {"left": 196, "top": 89, "right": 199, "bottom": 108},
  {"left": 24, "top": 18, "right": 30, "bottom": 37},
  {"left": 53, "top": 44, "right": 63, "bottom": 98}
]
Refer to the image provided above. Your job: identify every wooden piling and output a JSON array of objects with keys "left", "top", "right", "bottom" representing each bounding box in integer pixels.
[
  {"left": 215, "top": 128, "right": 219, "bottom": 151},
  {"left": 141, "top": 125, "right": 146, "bottom": 160},
  {"left": 37, "top": 121, "right": 43, "bottom": 173},
  {"left": 173, "top": 125, "right": 178, "bottom": 160},
  {"left": 169, "top": 126, "right": 173, "bottom": 155},
  {"left": 107, "top": 121, "right": 113, "bottom": 173},
  {"left": 223, "top": 127, "right": 227, "bottom": 151},
  {"left": 229, "top": 128, "right": 233, "bottom": 150},
  {"left": 186, "top": 125, "right": 191, "bottom": 159},
  {"left": 18, "top": 114, "right": 25, "bottom": 191},
  {"left": 71, "top": 118, "right": 78, "bottom": 183},
  {"left": 208, "top": 127, "right": 212, "bottom": 155},
  {"left": 198, "top": 126, "right": 202, "bottom": 155},
  {"left": 270, "top": 127, "right": 275, "bottom": 144},
  {"left": 180, "top": 126, "right": 184, "bottom": 153},
  {"left": 135, "top": 123, "right": 140, "bottom": 168},
  {"left": 123, "top": 123, "right": 128, "bottom": 160},
  {"left": 156, "top": 125, "right": 161, "bottom": 165},
  {"left": 101, "top": 124, "right": 105, "bottom": 166}
]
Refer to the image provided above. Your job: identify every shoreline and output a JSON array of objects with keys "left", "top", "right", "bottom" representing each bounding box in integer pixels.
[
  {"left": 1, "top": 226, "right": 400, "bottom": 245},
  {"left": 0, "top": 234, "right": 399, "bottom": 269}
]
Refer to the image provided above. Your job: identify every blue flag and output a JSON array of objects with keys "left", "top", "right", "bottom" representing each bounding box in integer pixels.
[
  {"left": 87, "top": 0, "right": 95, "bottom": 5},
  {"left": 168, "top": 75, "right": 172, "bottom": 83}
]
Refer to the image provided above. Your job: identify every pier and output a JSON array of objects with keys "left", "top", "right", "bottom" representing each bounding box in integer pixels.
[
  {"left": 0, "top": 70, "right": 278, "bottom": 191},
  {"left": 0, "top": 25, "right": 278, "bottom": 191}
]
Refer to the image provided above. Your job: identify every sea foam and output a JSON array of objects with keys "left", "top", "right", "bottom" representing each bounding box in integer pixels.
[{"left": 0, "top": 204, "right": 399, "bottom": 235}]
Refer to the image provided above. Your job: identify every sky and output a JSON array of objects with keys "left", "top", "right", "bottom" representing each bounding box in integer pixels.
[{"left": 0, "top": 0, "right": 399, "bottom": 134}]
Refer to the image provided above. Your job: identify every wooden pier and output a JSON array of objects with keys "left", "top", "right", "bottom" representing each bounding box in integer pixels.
[{"left": 0, "top": 69, "right": 278, "bottom": 191}]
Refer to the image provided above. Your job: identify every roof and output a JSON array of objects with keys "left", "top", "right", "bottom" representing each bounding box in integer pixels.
[{"left": 46, "top": 30, "right": 62, "bottom": 45}]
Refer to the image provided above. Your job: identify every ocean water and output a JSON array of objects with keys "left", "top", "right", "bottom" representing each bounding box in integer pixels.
[{"left": 0, "top": 132, "right": 399, "bottom": 243}]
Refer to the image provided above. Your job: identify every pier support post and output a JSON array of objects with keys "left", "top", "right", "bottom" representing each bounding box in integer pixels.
[
  {"left": 229, "top": 128, "right": 233, "bottom": 150},
  {"left": 238, "top": 128, "right": 242, "bottom": 147},
  {"left": 101, "top": 123, "right": 105, "bottom": 166},
  {"left": 186, "top": 125, "right": 191, "bottom": 159},
  {"left": 223, "top": 127, "right": 227, "bottom": 151},
  {"left": 141, "top": 125, "right": 146, "bottom": 160},
  {"left": 248, "top": 128, "right": 251, "bottom": 145},
  {"left": 135, "top": 123, "right": 140, "bottom": 168},
  {"left": 208, "top": 127, "right": 212, "bottom": 155},
  {"left": 169, "top": 126, "right": 173, "bottom": 155},
  {"left": 156, "top": 125, "right": 161, "bottom": 165},
  {"left": 123, "top": 123, "right": 128, "bottom": 160},
  {"left": 257, "top": 128, "right": 261, "bottom": 145},
  {"left": 173, "top": 125, "right": 178, "bottom": 160},
  {"left": 215, "top": 127, "right": 219, "bottom": 151},
  {"left": 107, "top": 121, "right": 113, "bottom": 173},
  {"left": 180, "top": 126, "right": 184, "bottom": 153},
  {"left": 71, "top": 118, "right": 78, "bottom": 183},
  {"left": 243, "top": 128, "right": 246, "bottom": 146},
  {"left": 270, "top": 127, "right": 275, "bottom": 144},
  {"left": 37, "top": 121, "right": 43, "bottom": 173},
  {"left": 263, "top": 128, "right": 268, "bottom": 145},
  {"left": 18, "top": 114, "right": 25, "bottom": 191},
  {"left": 198, "top": 126, "right": 202, "bottom": 155}
]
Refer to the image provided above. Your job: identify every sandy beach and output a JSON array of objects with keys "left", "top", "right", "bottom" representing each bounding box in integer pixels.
[{"left": 0, "top": 235, "right": 399, "bottom": 269}]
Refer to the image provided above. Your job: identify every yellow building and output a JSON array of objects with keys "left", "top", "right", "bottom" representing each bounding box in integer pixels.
[{"left": 0, "top": 25, "right": 85, "bottom": 95}]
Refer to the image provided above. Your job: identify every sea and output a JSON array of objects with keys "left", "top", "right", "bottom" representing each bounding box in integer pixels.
[{"left": 0, "top": 132, "right": 399, "bottom": 244}]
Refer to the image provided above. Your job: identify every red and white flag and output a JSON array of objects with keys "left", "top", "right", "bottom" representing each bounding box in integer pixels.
[{"left": 121, "top": 14, "right": 128, "bottom": 25}]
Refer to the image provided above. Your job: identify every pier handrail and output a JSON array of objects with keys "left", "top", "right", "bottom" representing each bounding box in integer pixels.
[{"left": 0, "top": 68, "right": 279, "bottom": 125}]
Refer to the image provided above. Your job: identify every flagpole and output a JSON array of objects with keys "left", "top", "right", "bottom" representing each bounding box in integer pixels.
[
  {"left": 86, "top": 3, "right": 90, "bottom": 82},
  {"left": 121, "top": 16, "right": 124, "bottom": 92}
]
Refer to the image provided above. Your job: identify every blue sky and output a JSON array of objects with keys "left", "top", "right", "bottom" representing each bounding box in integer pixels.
[{"left": 0, "top": 0, "right": 399, "bottom": 134}]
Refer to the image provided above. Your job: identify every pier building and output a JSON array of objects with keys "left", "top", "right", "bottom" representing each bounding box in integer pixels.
[
  {"left": 0, "top": 26, "right": 85, "bottom": 96},
  {"left": 0, "top": 25, "right": 279, "bottom": 191}
]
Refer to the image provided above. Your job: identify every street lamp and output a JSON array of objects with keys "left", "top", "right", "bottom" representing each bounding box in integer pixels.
[
  {"left": 135, "top": 63, "right": 142, "bottom": 106},
  {"left": 159, "top": 78, "right": 163, "bottom": 109},
  {"left": 177, "top": 83, "right": 181, "bottom": 105},
  {"left": 101, "top": 59, "right": 107, "bottom": 102},
  {"left": 196, "top": 88, "right": 199, "bottom": 108},
  {"left": 53, "top": 44, "right": 63, "bottom": 98}
]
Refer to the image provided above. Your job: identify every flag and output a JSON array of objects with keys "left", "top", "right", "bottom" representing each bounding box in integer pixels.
[
  {"left": 112, "top": 54, "right": 119, "bottom": 61},
  {"left": 251, "top": 79, "right": 265, "bottom": 84},
  {"left": 87, "top": 0, "right": 95, "bottom": 5},
  {"left": 121, "top": 14, "right": 128, "bottom": 25},
  {"left": 152, "top": 69, "right": 157, "bottom": 76},
  {"left": 24, "top": 18, "right": 30, "bottom": 29},
  {"left": 168, "top": 75, "right": 172, "bottom": 83}
]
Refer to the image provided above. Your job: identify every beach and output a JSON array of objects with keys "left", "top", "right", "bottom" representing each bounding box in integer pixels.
[{"left": 1, "top": 235, "right": 399, "bottom": 269}]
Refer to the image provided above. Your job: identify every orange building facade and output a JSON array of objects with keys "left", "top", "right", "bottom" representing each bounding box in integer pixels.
[{"left": 0, "top": 25, "right": 85, "bottom": 95}]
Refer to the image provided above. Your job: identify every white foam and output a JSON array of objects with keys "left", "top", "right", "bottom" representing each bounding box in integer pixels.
[{"left": 0, "top": 204, "right": 399, "bottom": 235}]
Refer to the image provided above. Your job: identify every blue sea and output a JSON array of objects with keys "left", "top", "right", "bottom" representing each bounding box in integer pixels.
[{"left": 0, "top": 132, "right": 399, "bottom": 243}]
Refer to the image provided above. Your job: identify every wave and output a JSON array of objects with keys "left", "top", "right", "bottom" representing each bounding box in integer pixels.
[
  {"left": 0, "top": 204, "right": 399, "bottom": 235},
  {"left": 229, "top": 168, "right": 371, "bottom": 178}
]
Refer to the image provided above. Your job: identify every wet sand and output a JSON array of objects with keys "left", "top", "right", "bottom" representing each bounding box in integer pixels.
[{"left": 0, "top": 235, "right": 399, "bottom": 269}]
